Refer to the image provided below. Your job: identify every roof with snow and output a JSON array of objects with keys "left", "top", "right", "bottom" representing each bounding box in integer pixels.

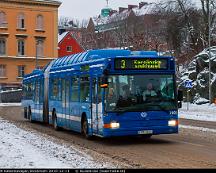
[
  {"left": 195, "top": 46, "right": 216, "bottom": 60},
  {"left": 35, "top": 0, "right": 62, "bottom": 5},
  {"left": 93, "top": 3, "right": 156, "bottom": 26},
  {"left": 1, "top": 0, "right": 62, "bottom": 5},
  {"left": 58, "top": 31, "right": 69, "bottom": 44}
]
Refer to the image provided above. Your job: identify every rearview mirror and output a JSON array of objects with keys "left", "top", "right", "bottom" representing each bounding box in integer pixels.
[
  {"left": 100, "top": 76, "right": 108, "bottom": 88},
  {"left": 178, "top": 101, "right": 182, "bottom": 108}
]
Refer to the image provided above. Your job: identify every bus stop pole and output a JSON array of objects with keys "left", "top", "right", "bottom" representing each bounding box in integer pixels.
[{"left": 187, "top": 89, "right": 189, "bottom": 111}]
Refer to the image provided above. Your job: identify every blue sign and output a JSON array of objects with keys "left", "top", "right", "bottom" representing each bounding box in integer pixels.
[{"left": 184, "top": 80, "right": 193, "bottom": 88}]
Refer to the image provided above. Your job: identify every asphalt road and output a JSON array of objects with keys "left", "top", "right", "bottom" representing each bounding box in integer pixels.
[{"left": 0, "top": 106, "right": 216, "bottom": 168}]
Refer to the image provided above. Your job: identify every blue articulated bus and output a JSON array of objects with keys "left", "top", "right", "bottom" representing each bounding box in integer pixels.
[{"left": 22, "top": 49, "right": 183, "bottom": 138}]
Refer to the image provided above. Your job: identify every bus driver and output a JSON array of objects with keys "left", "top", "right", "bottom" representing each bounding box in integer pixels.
[{"left": 143, "top": 82, "right": 157, "bottom": 101}]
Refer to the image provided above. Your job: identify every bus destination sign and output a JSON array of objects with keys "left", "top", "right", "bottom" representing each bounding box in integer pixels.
[{"left": 114, "top": 58, "right": 168, "bottom": 70}]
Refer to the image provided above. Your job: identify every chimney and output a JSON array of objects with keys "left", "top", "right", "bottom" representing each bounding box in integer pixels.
[
  {"left": 128, "top": 5, "right": 138, "bottom": 10},
  {"left": 109, "top": 10, "right": 117, "bottom": 16},
  {"left": 139, "top": 2, "right": 148, "bottom": 9},
  {"left": 119, "top": 7, "right": 128, "bottom": 13},
  {"left": 59, "top": 28, "right": 66, "bottom": 35}
]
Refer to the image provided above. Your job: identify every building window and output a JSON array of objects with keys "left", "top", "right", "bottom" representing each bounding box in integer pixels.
[
  {"left": 18, "top": 65, "right": 25, "bottom": 78},
  {"left": 36, "top": 15, "right": 44, "bottom": 30},
  {"left": 18, "top": 40, "right": 25, "bottom": 56},
  {"left": 36, "top": 40, "right": 44, "bottom": 57},
  {"left": 0, "top": 38, "right": 6, "bottom": 55},
  {"left": 66, "top": 46, "right": 72, "bottom": 52},
  {"left": 17, "top": 13, "right": 25, "bottom": 29},
  {"left": 0, "top": 64, "right": 6, "bottom": 77},
  {"left": 0, "top": 11, "right": 7, "bottom": 27}
]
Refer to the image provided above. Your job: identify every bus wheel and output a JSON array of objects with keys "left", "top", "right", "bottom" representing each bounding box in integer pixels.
[
  {"left": 53, "top": 113, "right": 60, "bottom": 131},
  {"left": 82, "top": 117, "right": 92, "bottom": 139},
  {"left": 29, "top": 108, "right": 34, "bottom": 123},
  {"left": 24, "top": 107, "right": 27, "bottom": 119}
]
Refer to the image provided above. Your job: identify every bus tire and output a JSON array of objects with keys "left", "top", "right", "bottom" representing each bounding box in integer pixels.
[
  {"left": 81, "top": 116, "right": 92, "bottom": 140},
  {"left": 24, "top": 107, "right": 27, "bottom": 119},
  {"left": 28, "top": 107, "right": 34, "bottom": 123},
  {"left": 53, "top": 112, "right": 60, "bottom": 131}
]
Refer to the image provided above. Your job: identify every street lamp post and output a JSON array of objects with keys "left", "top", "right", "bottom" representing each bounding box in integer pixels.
[
  {"left": 208, "top": 0, "right": 212, "bottom": 104},
  {"left": 36, "top": 41, "right": 39, "bottom": 69}
]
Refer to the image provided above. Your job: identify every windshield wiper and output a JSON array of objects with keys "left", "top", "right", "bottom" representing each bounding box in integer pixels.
[
  {"left": 151, "top": 104, "right": 170, "bottom": 113},
  {"left": 114, "top": 107, "right": 131, "bottom": 114},
  {"left": 114, "top": 106, "right": 149, "bottom": 114}
]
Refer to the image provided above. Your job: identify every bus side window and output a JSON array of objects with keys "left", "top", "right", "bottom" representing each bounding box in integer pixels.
[
  {"left": 98, "top": 78, "right": 103, "bottom": 103},
  {"left": 51, "top": 78, "right": 60, "bottom": 100},
  {"left": 35, "top": 80, "right": 40, "bottom": 103},
  {"left": 80, "top": 77, "right": 90, "bottom": 102},
  {"left": 39, "top": 79, "right": 43, "bottom": 103},
  {"left": 92, "top": 78, "right": 97, "bottom": 103},
  {"left": 71, "top": 77, "right": 79, "bottom": 102}
]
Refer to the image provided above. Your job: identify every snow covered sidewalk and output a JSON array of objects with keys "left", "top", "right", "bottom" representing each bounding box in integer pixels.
[
  {"left": 179, "top": 102, "right": 216, "bottom": 122},
  {"left": 0, "top": 118, "right": 113, "bottom": 168}
]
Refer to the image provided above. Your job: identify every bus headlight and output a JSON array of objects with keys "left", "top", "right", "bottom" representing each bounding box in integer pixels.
[
  {"left": 110, "top": 122, "right": 120, "bottom": 129},
  {"left": 168, "top": 120, "right": 178, "bottom": 127},
  {"left": 104, "top": 122, "right": 120, "bottom": 129}
]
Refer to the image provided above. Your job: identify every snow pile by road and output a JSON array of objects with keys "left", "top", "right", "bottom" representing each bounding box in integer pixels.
[
  {"left": 0, "top": 118, "right": 114, "bottom": 168},
  {"left": 180, "top": 125, "right": 216, "bottom": 133},
  {"left": 179, "top": 102, "right": 216, "bottom": 122}
]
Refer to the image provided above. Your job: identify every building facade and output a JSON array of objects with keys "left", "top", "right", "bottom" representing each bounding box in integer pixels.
[
  {"left": 81, "top": 2, "right": 168, "bottom": 52},
  {"left": 58, "top": 31, "right": 84, "bottom": 57},
  {"left": 0, "top": 0, "right": 61, "bottom": 90}
]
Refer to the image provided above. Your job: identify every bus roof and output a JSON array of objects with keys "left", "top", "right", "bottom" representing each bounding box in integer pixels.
[
  {"left": 23, "top": 49, "right": 174, "bottom": 80},
  {"left": 50, "top": 49, "right": 164, "bottom": 69}
]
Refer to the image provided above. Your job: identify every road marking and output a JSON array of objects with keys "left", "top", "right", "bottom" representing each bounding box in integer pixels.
[
  {"left": 179, "top": 125, "right": 216, "bottom": 133},
  {"left": 179, "top": 141, "right": 204, "bottom": 147}
]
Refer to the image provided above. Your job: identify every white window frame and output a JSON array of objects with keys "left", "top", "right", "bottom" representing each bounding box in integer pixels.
[
  {"left": 0, "top": 64, "right": 6, "bottom": 77},
  {"left": 17, "top": 13, "right": 25, "bottom": 29},
  {"left": 17, "top": 65, "right": 25, "bottom": 78},
  {"left": 66, "top": 46, "right": 72, "bottom": 52},
  {"left": 0, "top": 38, "right": 6, "bottom": 55},
  {"left": 0, "top": 11, "right": 7, "bottom": 27},
  {"left": 17, "top": 39, "right": 25, "bottom": 56}
]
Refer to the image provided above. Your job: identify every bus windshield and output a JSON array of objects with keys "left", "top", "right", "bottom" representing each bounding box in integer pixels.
[{"left": 105, "top": 74, "right": 176, "bottom": 112}]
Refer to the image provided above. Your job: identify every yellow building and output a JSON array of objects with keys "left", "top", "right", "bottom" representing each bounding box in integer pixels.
[{"left": 0, "top": 0, "right": 61, "bottom": 90}]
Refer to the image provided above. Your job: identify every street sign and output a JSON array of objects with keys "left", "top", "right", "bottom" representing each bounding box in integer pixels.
[{"left": 184, "top": 80, "right": 193, "bottom": 88}]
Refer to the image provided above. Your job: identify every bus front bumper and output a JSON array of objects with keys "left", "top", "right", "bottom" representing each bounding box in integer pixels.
[{"left": 102, "top": 126, "right": 178, "bottom": 138}]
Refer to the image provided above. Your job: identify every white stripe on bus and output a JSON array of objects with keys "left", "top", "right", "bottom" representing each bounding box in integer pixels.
[
  {"left": 31, "top": 109, "right": 41, "bottom": 114},
  {"left": 32, "top": 110, "right": 91, "bottom": 123},
  {"left": 56, "top": 114, "right": 82, "bottom": 122}
]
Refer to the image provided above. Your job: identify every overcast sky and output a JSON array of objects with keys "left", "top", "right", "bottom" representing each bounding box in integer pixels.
[{"left": 58, "top": 0, "right": 158, "bottom": 21}]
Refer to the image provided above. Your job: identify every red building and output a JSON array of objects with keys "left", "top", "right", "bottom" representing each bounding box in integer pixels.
[{"left": 58, "top": 31, "right": 84, "bottom": 57}]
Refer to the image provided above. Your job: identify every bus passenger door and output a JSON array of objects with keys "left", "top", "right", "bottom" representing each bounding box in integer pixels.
[
  {"left": 65, "top": 79, "right": 70, "bottom": 128},
  {"left": 34, "top": 79, "right": 43, "bottom": 122},
  {"left": 91, "top": 77, "right": 102, "bottom": 135},
  {"left": 61, "top": 79, "right": 68, "bottom": 128}
]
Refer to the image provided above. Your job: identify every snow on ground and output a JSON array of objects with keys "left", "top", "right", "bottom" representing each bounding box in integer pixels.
[
  {"left": 179, "top": 102, "right": 216, "bottom": 122},
  {"left": 0, "top": 118, "right": 114, "bottom": 168},
  {"left": 180, "top": 125, "right": 216, "bottom": 133}
]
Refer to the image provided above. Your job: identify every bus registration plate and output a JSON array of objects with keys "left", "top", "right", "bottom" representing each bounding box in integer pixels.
[{"left": 138, "top": 130, "right": 153, "bottom": 135}]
